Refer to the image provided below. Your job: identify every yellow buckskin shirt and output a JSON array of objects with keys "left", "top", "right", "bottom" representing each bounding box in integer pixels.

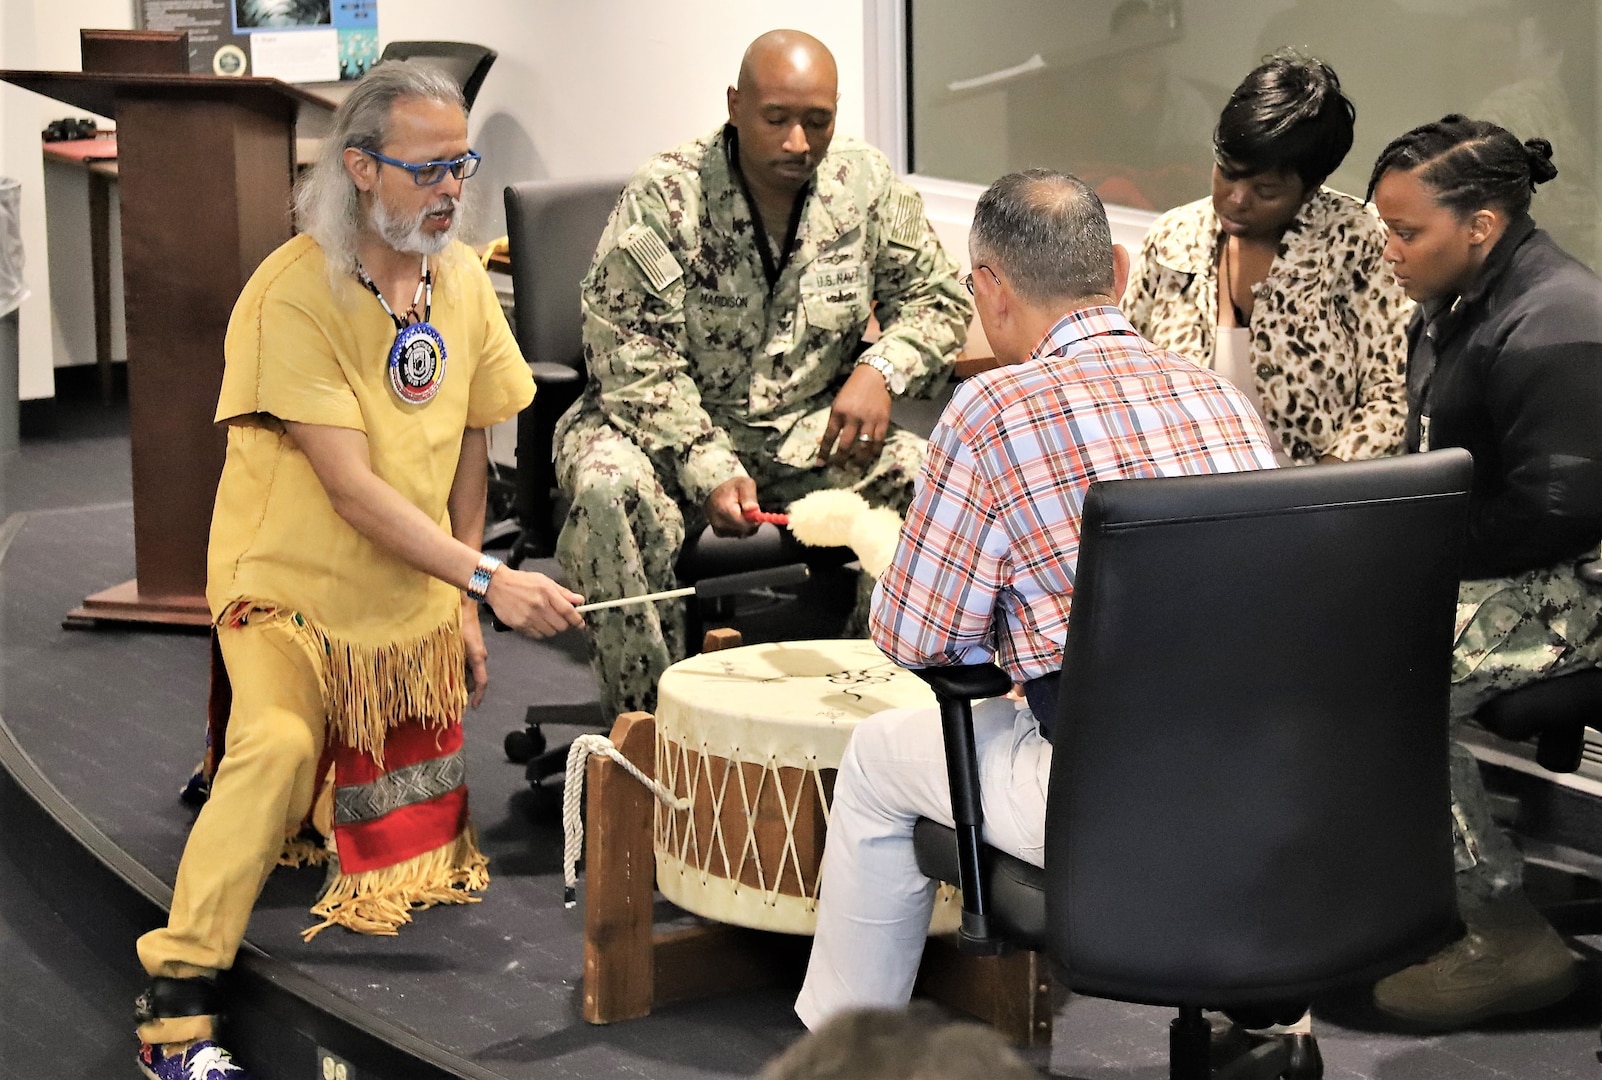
[{"left": 209, "top": 234, "right": 533, "bottom": 754}]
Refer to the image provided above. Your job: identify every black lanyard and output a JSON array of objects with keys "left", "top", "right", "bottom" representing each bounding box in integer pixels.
[
  {"left": 355, "top": 255, "right": 432, "bottom": 330},
  {"left": 725, "top": 129, "right": 809, "bottom": 292}
]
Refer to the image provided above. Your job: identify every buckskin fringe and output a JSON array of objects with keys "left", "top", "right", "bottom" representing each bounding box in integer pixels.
[
  {"left": 218, "top": 602, "right": 469, "bottom": 763},
  {"left": 302, "top": 827, "right": 490, "bottom": 940},
  {"left": 278, "top": 832, "right": 330, "bottom": 869},
  {"left": 313, "top": 618, "right": 468, "bottom": 761}
]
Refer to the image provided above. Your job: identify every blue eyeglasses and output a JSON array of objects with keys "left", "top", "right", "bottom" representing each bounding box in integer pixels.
[{"left": 361, "top": 148, "right": 481, "bottom": 186}]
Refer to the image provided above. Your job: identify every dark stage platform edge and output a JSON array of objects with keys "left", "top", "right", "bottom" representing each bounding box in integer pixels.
[
  {"left": 0, "top": 503, "right": 811, "bottom": 1080},
  {"left": 7, "top": 500, "right": 1602, "bottom": 1080}
]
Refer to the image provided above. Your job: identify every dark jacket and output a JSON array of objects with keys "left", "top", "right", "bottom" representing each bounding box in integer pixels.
[{"left": 1405, "top": 217, "right": 1602, "bottom": 579}]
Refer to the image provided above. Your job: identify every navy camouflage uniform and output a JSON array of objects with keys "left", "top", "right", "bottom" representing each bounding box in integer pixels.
[
  {"left": 1448, "top": 567, "right": 1602, "bottom": 905},
  {"left": 554, "top": 126, "right": 971, "bottom": 720}
]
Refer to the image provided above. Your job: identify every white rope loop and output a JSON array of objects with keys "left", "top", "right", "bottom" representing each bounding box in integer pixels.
[{"left": 561, "top": 732, "right": 690, "bottom": 908}]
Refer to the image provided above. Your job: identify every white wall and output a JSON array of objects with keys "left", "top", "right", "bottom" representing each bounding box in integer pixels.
[
  {"left": 0, "top": 0, "right": 132, "bottom": 400},
  {"left": 379, "top": 0, "right": 869, "bottom": 243},
  {"left": 2, "top": 1, "right": 871, "bottom": 401}
]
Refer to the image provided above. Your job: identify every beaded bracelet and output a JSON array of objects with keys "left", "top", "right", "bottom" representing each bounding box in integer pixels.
[{"left": 465, "top": 553, "right": 503, "bottom": 601}]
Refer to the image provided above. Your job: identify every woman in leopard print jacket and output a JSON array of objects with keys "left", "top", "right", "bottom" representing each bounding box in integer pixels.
[{"left": 1125, "top": 52, "right": 1412, "bottom": 465}]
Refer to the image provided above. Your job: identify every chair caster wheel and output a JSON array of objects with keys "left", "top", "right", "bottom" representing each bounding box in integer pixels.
[
  {"left": 526, "top": 779, "right": 562, "bottom": 819},
  {"left": 504, "top": 723, "right": 547, "bottom": 763}
]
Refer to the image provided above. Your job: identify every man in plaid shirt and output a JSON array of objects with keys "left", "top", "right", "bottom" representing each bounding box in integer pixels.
[{"left": 796, "top": 170, "right": 1279, "bottom": 1027}]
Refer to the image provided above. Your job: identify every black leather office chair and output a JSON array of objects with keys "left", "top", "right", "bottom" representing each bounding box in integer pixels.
[
  {"left": 1475, "top": 556, "right": 1602, "bottom": 774},
  {"left": 379, "top": 40, "right": 497, "bottom": 109},
  {"left": 911, "top": 451, "right": 1473, "bottom": 1079},
  {"left": 502, "top": 177, "right": 626, "bottom": 561}
]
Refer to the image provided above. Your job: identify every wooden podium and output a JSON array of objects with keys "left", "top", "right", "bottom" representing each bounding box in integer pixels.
[{"left": 0, "top": 70, "right": 332, "bottom": 627}]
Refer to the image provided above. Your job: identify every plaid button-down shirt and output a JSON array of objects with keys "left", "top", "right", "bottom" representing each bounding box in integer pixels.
[{"left": 870, "top": 305, "right": 1278, "bottom": 682}]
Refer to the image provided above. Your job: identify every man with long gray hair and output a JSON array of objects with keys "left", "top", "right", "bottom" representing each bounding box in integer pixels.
[
  {"left": 796, "top": 170, "right": 1278, "bottom": 1026},
  {"left": 131, "top": 61, "right": 578, "bottom": 1080}
]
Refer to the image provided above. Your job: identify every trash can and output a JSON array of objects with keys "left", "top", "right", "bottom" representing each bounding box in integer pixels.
[{"left": 0, "top": 177, "right": 28, "bottom": 452}]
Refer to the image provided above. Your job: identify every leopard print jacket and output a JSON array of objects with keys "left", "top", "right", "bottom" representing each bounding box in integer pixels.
[{"left": 1124, "top": 189, "right": 1413, "bottom": 463}]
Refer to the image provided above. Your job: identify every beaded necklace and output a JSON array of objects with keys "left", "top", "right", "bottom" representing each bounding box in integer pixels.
[{"left": 356, "top": 254, "right": 447, "bottom": 405}]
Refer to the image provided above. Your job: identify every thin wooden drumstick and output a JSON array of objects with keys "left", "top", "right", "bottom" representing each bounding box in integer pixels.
[
  {"left": 574, "top": 586, "right": 696, "bottom": 614},
  {"left": 489, "top": 564, "right": 811, "bottom": 629}
]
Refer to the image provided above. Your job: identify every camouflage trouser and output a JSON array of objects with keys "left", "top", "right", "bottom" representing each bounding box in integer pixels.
[
  {"left": 1448, "top": 562, "right": 1602, "bottom": 913},
  {"left": 554, "top": 412, "right": 924, "bottom": 721}
]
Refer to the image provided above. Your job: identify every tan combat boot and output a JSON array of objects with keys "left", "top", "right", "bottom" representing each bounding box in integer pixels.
[{"left": 1373, "top": 893, "right": 1578, "bottom": 1029}]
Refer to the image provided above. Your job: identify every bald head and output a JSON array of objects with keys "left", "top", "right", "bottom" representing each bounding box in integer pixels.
[
  {"left": 737, "top": 30, "right": 837, "bottom": 97},
  {"left": 727, "top": 30, "right": 839, "bottom": 197}
]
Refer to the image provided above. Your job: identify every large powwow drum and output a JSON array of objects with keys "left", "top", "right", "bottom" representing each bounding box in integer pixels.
[{"left": 653, "top": 639, "right": 963, "bottom": 935}]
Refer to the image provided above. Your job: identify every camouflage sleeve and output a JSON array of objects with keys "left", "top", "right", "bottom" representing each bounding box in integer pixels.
[
  {"left": 580, "top": 183, "right": 747, "bottom": 507},
  {"left": 861, "top": 178, "right": 971, "bottom": 399},
  {"left": 1329, "top": 212, "right": 1411, "bottom": 461}
]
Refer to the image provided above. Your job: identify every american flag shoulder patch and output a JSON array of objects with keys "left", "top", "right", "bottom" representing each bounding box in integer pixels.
[
  {"left": 618, "top": 223, "right": 683, "bottom": 293},
  {"left": 887, "top": 188, "right": 925, "bottom": 249}
]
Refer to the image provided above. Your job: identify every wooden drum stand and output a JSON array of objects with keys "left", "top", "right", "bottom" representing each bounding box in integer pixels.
[{"left": 579, "top": 628, "right": 1054, "bottom": 1046}]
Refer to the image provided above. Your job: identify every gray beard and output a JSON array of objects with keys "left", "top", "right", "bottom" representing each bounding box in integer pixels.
[{"left": 370, "top": 195, "right": 458, "bottom": 256}]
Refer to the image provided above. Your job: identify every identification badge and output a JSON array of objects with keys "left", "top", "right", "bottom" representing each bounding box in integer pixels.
[{"left": 389, "top": 322, "right": 447, "bottom": 405}]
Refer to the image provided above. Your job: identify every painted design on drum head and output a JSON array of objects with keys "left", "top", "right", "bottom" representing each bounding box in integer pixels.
[
  {"left": 726, "top": 654, "right": 903, "bottom": 712},
  {"left": 822, "top": 667, "right": 896, "bottom": 703}
]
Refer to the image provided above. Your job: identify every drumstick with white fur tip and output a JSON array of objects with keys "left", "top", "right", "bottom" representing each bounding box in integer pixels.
[{"left": 744, "top": 490, "right": 905, "bottom": 578}]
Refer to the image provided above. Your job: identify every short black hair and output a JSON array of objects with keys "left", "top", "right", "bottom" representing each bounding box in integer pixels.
[
  {"left": 1213, "top": 50, "right": 1356, "bottom": 190},
  {"left": 1365, "top": 114, "right": 1558, "bottom": 219}
]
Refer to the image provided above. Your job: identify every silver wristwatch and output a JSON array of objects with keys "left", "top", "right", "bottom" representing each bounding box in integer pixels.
[{"left": 855, "top": 354, "right": 905, "bottom": 396}]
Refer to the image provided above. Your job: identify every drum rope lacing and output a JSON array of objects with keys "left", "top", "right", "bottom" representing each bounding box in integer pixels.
[
  {"left": 560, "top": 733, "right": 690, "bottom": 908},
  {"left": 656, "top": 732, "right": 831, "bottom": 914}
]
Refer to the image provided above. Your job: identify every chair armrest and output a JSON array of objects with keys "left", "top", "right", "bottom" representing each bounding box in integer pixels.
[
  {"left": 913, "top": 662, "right": 1015, "bottom": 702},
  {"left": 530, "top": 361, "right": 583, "bottom": 386},
  {"left": 911, "top": 662, "right": 1012, "bottom": 954}
]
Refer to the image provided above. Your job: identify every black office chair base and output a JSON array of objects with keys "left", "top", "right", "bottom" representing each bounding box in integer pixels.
[
  {"left": 1209, "top": 1017, "right": 1322, "bottom": 1080},
  {"left": 505, "top": 526, "right": 557, "bottom": 567},
  {"left": 523, "top": 773, "right": 567, "bottom": 820},
  {"left": 505, "top": 702, "right": 608, "bottom": 767},
  {"left": 1211, "top": 1038, "right": 1293, "bottom": 1080},
  {"left": 1282, "top": 1034, "right": 1323, "bottom": 1080},
  {"left": 503, "top": 723, "right": 546, "bottom": 764},
  {"left": 1178, "top": 1007, "right": 1301, "bottom": 1080}
]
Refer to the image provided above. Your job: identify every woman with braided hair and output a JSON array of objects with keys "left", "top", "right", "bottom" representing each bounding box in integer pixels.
[{"left": 1368, "top": 115, "right": 1602, "bottom": 1029}]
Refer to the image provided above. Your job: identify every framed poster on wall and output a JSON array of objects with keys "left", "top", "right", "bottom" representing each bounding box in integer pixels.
[{"left": 137, "top": 0, "right": 380, "bottom": 82}]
